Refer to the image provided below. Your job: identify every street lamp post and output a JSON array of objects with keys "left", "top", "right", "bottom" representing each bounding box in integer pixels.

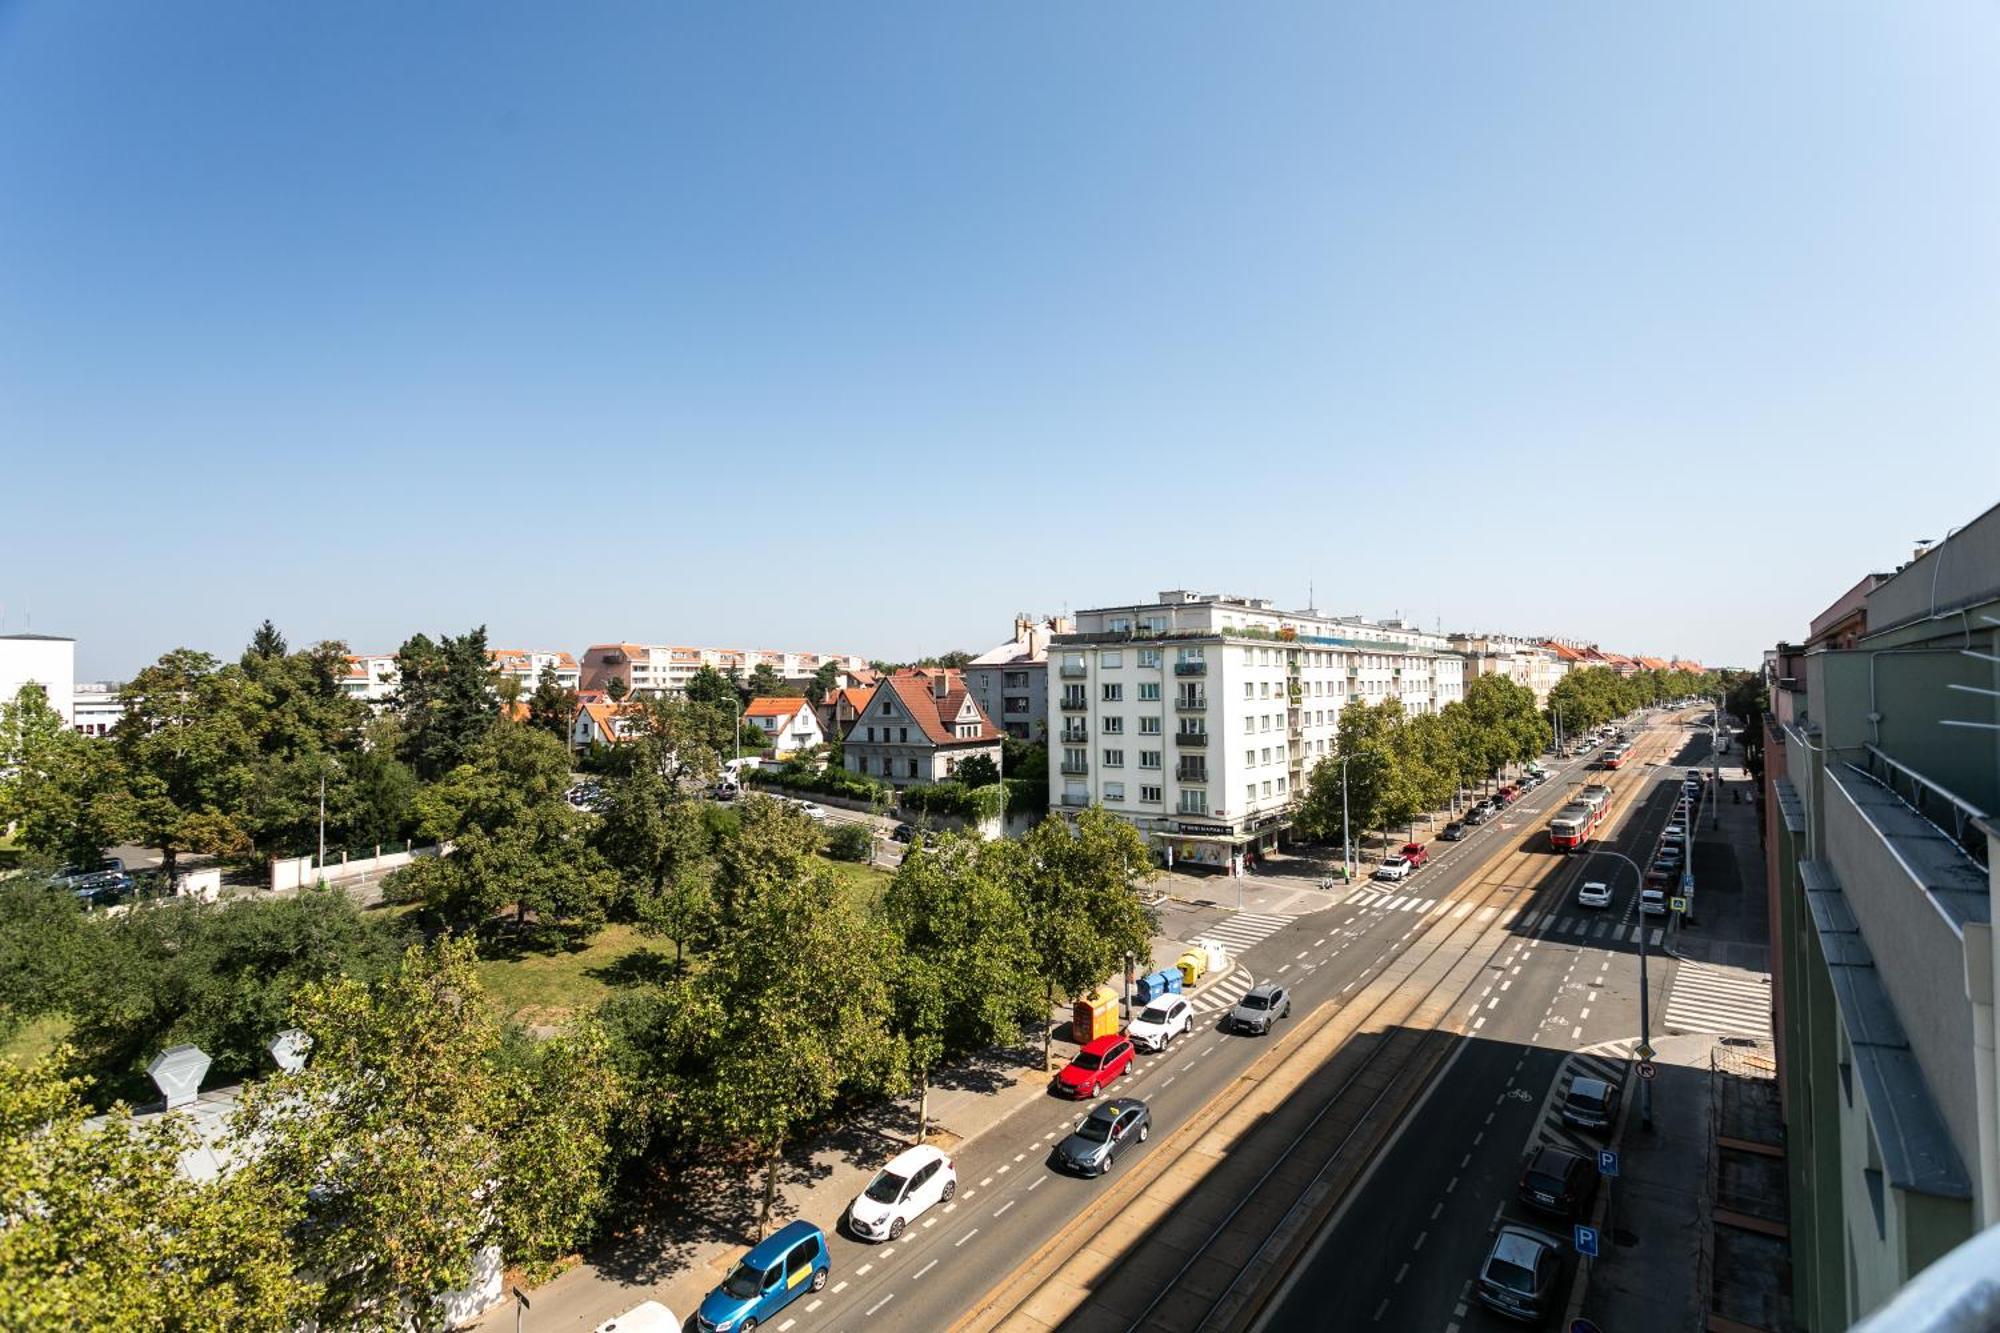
[
  {"left": 1341, "top": 752, "right": 1354, "bottom": 882},
  {"left": 1580, "top": 846, "right": 1656, "bottom": 1131}
]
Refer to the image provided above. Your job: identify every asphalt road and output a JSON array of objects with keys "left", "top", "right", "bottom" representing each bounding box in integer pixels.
[
  {"left": 766, "top": 730, "right": 1644, "bottom": 1333},
  {"left": 1256, "top": 718, "right": 1728, "bottom": 1333}
]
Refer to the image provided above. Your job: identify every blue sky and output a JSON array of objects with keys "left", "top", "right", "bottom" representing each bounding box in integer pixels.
[{"left": 3, "top": 3, "right": 1996, "bottom": 678}]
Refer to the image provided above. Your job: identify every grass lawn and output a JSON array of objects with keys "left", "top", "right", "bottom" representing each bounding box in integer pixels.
[
  {"left": 822, "top": 854, "right": 894, "bottom": 908},
  {"left": 476, "top": 923, "right": 673, "bottom": 1031},
  {"left": 1, "top": 1015, "right": 73, "bottom": 1068}
]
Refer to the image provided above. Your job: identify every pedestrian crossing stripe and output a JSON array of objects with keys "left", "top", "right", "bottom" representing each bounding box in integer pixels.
[
  {"left": 1526, "top": 1038, "right": 1637, "bottom": 1158},
  {"left": 1195, "top": 911, "right": 1292, "bottom": 952},
  {"left": 1663, "top": 959, "right": 1770, "bottom": 1038},
  {"left": 1187, "top": 965, "right": 1255, "bottom": 1015}
]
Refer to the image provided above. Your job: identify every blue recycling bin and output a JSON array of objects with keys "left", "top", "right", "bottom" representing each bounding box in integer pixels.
[
  {"left": 1133, "top": 972, "right": 1164, "bottom": 1006},
  {"left": 1154, "top": 968, "right": 1183, "bottom": 996}
]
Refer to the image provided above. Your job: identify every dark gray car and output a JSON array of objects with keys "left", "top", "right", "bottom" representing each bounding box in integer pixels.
[
  {"left": 1476, "top": 1223, "right": 1568, "bottom": 1323},
  {"left": 1050, "top": 1098, "right": 1149, "bottom": 1176},
  {"left": 1226, "top": 982, "right": 1291, "bottom": 1036}
]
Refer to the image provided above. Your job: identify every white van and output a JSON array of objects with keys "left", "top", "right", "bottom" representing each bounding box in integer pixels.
[{"left": 595, "top": 1300, "right": 681, "bottom": 1333}]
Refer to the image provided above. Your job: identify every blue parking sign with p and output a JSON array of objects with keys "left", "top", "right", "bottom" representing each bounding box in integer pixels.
[
  {"left": 1597, "top": 1149, "right": 1619, "bottom": 1177},
  {"left": 1574, "top": 1224, "right": 1600, "bottom": 1257}
]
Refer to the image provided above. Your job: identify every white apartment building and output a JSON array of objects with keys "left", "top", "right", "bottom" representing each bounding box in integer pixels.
[
  {"left": 341, "top": 653, "right": 401, "bottom": 705},
  {"left": 1447, "top": 632, "right": 1569, "bottom": 707},
  {"left": 72, "top": 681, "right": 125, "bottom": 737},
  {"left": 489, "top": 649, "right": 581, "bottom": 692},
  {"left": 578, "top": 643, "right": 867, "bottom": 697},
  {"left": 0, "top": 633, "right": 75, "bottom": 724},
  {"left": 1047, "top": 591, "right": 1465, "bottom": 868}
]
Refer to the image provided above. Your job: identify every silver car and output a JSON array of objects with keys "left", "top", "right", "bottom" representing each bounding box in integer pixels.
[
  {"left": 1050, "top": 1098, "right": 1150, "bottom": 1176},
  {"left": 1226, "top": 982, "right": 1292, "bottom": 1036}
]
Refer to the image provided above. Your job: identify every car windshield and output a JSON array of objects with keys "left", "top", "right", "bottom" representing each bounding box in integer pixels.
[
  {"left": 1572, "top": 1086, "right": 1608, "bottom": 1110},
  {"left": 1487, "top": 1257, "right": 1538, "bottom": 1294},
  {"left": 864, "top": 1169, "right": 908, "bottom": 1203},
  {"left": 1139, "top": 1006, "right": 1171, "bottom": 1025},
  {"left": 1073, "top": 1051, "right": 1105, "bottom": 1070},
  {"left": 1240, "top": 993, "right": 1269, "bottom": 1010},
  {"left": 1074, "top": 1114, "right": 1114, "bottom": 1143},
  {"left": 1383, "top": 858, "right": 1405, "bottom": 868},
  {"left": 1525, "top": 1170, "right": 1566, "bottom": 1195},
  {"left": 723, "top": 1263, "right": 767, "bottom": 1299}
]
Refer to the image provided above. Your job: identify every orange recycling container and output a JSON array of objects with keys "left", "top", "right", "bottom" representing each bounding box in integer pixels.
[{"left": 1071, "top": 986, "right": 1121, "bottom": 1044}]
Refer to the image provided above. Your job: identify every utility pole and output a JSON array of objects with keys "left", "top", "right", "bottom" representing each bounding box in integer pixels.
[
  {"left": 317, "top": 770, "right": 326, "bottom": 870},
  {"left": 1587, "top": 847, "right": 1653, "bottom": 1130},
  {"left": 1341, "top": 752, "right": 1353, "bottom": 882},
  {"left": 1712, "top": 692, "right": 1723, "bottom": 828}
]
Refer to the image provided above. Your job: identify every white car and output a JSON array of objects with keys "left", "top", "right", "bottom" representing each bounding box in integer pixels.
[
  {"left": 1576, "top": 881, "right": 1612, "bottom": 909},
  {"left": 1663, "top": 823, "right": 1687, "bottom": 844},
  {"left": 795, "top": 801, "right": 829, "bottom": 823},
  {"left": 848, "top": 1145, "right": 956, "bottom": 1242},
  {"left": 1374, "top": 856, "right": 1412, "bottom": 882},
  {"left": 594, "top": 1300, "right": 681, "bottom": 1333},
  {"left": 1640, "top": 888, "right": 1668, "bottom": 916},
  {"left": 1126, "top": 995, "right": 1193, "bottom": 1053}
]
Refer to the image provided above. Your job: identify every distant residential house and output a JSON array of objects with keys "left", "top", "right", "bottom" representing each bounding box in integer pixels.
[
  {"left": 743, "top": 696, "right": 825, "bottom": 753},
  {"left": 580, "top": 642, "right": 869, "bottom": 698},
  {"left": 818, "top": 685, "right": 875, "bottom": 741},
  {"left": 967, "top": 615, "right": 1072, "bottom": 741},
  {"left": 842, "top": 669, "right": 1002, "bottom": 787},
  {"left": 341, "top": 653, "right": 400, "bottom": 704},
  {"left": 71, "top": 681, "right": 125, "bottom": 737},
  {"left": 571, "top": 699, "right": 647, "bottom": 748},
  {"left": 489, "top": 649, "right": 581, "bottom": 691}
]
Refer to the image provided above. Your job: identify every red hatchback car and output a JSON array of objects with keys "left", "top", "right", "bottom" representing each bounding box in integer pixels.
[
  {"left": 1497, "top": 785, "right": 1520, "bottom": 804},
  {"left": 1055, "top": 1035, "right": 1136, "bottom": 1099},
  {"left": 1399, "top": 842, "right": 1429, "bottom": 870}
]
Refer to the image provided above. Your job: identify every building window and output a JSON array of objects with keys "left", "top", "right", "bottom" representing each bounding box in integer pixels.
[
  {"left": 1139, "top": 750, "right": 1161, "bottom": 769},
  {"left": 1102, "top": 683, "right": 1123, "bottom": 702},
  {"left": 1261, "top": 747, "right": 1272, "bottom": 765},
  {"left": 1246, "top": 784, "right": 1257, "bottom": 805},
  {"left": 1262, "top": 781, "right": 1273, "bottom": 797},
  {"left": 1178, "top": 789, "right": 1208, "bottom": 815},
  {"left": 1140, "top": 616, "right": 1167, "bottom": 633},
  {"left": 1244, "top": 717, "right": 1255, "bottom": 735},
  {"left": 1138, "top": 715, "right": 1161, "bottom": 735},
  {"left": 1244, "top": 682, "right": 1255, "bottom": 700},
  {"left": 1103, "top": 749, "right": 1124, "bottom": 767},
  {"left": 880, "top": 701, "right": 895, "bottom": 715},
  {"left": 1140, "top": 785, "right": 1162, "bottom": 804},
  {"left": 899, "top": 727, "right": 909, "bottom": 742},
  {"left": 1138, "top": 681, "right": 1161, "bottom": 701},
  {"left": 866, "top": 726, "right": 876, "bottom": 742},
  {"left": 1102, "top": 651, "right": 1122, "bottom": 668},
  {"left": 1137, "top": 649, "right": 1161, "bottom": 667},
  {"left": 907, "top": 759, "right": 921, "bottom": 778},
  {"left": 1102, "top": 716, "right": 1124, "bottom": 735},
  {"left": 1245, "top": 749, "right": 1256, "bottom": 767},
  {"left": 1260, "top": 716, "right": 1272, "bottom": 732},
  {"left": 1103, "top": 782, "right": 1125, "bottom": 803},
  {"left": 1276, "top": 776, "right": 1287, "bottom": 794},
  {"left": 1107, "top": 617, "right": 1131, "bottom": 632}
]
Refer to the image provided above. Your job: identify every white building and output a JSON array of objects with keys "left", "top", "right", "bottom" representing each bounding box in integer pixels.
[
  {"left": 340, "top": 653, "right": 400, "bottom": 705},
  {"left": 1047, "top": 591, "right": 1465, "bottom": 867},
  {"left": 0, "top": 633, "right": 75, "bottom": 724},
  {"left": 742, "top": 696, "right": 825, "bottom": 753},
  {"left": 488, "top": 649, "right": 581, "bottom": 693},
  {"left": 967, "top": 615, "right": 1072, "bottom": 742},
  {"left": 578, "top": 643, "right": 868, "bottom": 698},
  {"left": 71, "top": 681, "right": 125, "bottom": 737},
  {"left": 1447, "top": 632, "right": 1569, "bottom": 707},
  {"left": 842, "top": 669, "right": 1004, "bottom": 787}
]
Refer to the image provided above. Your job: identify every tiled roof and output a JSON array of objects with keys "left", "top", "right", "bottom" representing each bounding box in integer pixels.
[
  {"left": 744, "top": 696, "right": 809, "bottom": 719},
  {"left": 856, "top": 670, "right": 1002, "bottom": 748}
]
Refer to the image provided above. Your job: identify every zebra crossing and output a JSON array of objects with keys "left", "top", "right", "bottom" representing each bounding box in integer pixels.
[
  {"left": 1538, "top": 914, "right": 1665, "bottom": 947},
  {"left": 1188, "top": 965, "right": 1256, "bottom": 1016},
  {"left": 1663, "top": 958, "right": 1771, "bottom": 1038},
  {"left": 1195, "top": 910, "right": 1295, "bottom": 956},
  {"left": 1527, "top": 1038, "right": 1636, "bottom": 1157},
  {"left": 1341, "top": 887, "right": 1448, "bottom": 915}
]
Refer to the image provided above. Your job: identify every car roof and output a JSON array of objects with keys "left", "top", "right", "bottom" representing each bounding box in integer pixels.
[
  {"left": 1570, "top": 1075, "right": 1611, "bottom": 1098},
  {"left": 1137, "top": 996, "right": 1184, "bottom": 1013},
  {"left": 1494, "top": 1225, "right": 1558, "bottom": 1265},
  {"left": 879, "top": 1144, "right": 946, "bottom": 1175},
  {"left": 1581, "top": 880, "right": 1608, "bottom": 889},
  {"left": 1243, "top": 982, "right": 1282, "bottom": 1000},
  {"left": 1093, "top": 1097, "right": 1146, "bottom": 1117},
  {"left": 1529, "top": 1144, "right": 1585, "bottom": 1171},
  {"left": 1078, "top": 1033, "right": 1127, "bottom": 1055},
  {"left": 741, "top": 1219, "right": 823, "bottom": 1267}
]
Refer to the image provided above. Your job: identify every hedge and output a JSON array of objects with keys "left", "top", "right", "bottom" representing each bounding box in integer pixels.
[
  {"left": 899, "top": 780, "right": 1006, "bottom": 823},
  {"left": 752, "top": 763, "right": 891, "bottom": 805}
]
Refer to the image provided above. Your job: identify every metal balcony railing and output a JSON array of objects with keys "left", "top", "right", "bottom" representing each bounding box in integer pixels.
[
  {"left": 1059, "top": 695, "right": 1088, "bottom": 711},
  {"left": 1176, "top": 765, "right": 1208, "bottom": 783},
  {"left": 1173, "top": 661, "right": 1207, "bottom": 676},
  {"left": 1175, "top": 694, "right": 1208, "bottom": 711},
  {"left": 1059, "top": 664, "right": 1087, "bottom": 678},
  {"left": 1060, "top": 761, "right": 1088, "bottom": 775},
  {"left": 1059, "top": 731, "right": 1087, "bottom": 744},
  {"left": 1060, "top": 793, "right": 1089, "bottom": 807},
  {"left": 1174, "top": 731, "right": 1208, "bottom": 747},
  {"left": 1852, "top": 743, "right": 1991, "bottom": 871}
]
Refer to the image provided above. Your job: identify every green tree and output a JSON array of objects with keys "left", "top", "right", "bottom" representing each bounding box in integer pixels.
[
  {"left": 710, "top": 794, "right": 827, "bottom": 932},
  {"left": 237, "top": 938, "right": 502, "bottom": 1333},
  {"left": 0, "top": 684, "right": 126, "bottom": 866},
  {"left": 0, "top": 1052, "right": 316, "bottom": 1332},
  {"left": 526, "top": 663, "right": 578, "bottom": 741},
  {"left": 682, "top": 665, "right": 734, "bottom": 707},
  {"left": 493, "top": 1018, "right": 625, "bottom": 1280},
  {"left": 245, "top": 618, "right": 289, "bottom": 662},
  {"left": 746, "top": 662, "right": 796, "bottom": 699},
  {"left": 881, "top": 834, "right": 1041, "bottom": 1141},
  {"left": 113, "top": 649, "right": 257, "bottom": 882},
  {"left": 0, "top": 871, "right": 95, "bottom": 1043},
  {"left": 805, "top": 661, "right": 841, "bottom": 706},
  {"left": 592, "top": 750, "right": 716, "bottom": 963},
  {"left": 955, "top": 753, "right": 1000, "bottom": 788},
  {"left": 393, "top": 627, "right": 498, "bottom": 781},
  {"left": 1014, "top": 809, "right": 1158, "bottom": 1068},
  {"left": 605, "top": 676, "right": 630, "bottom": 702}
]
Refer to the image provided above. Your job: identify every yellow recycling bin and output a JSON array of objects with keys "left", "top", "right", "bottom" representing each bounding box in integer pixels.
[
  {"left": 1071, "top": 986, "right": 1121, "bottom": 1044},
  {"left": 1176, "top": 949, "right": 1207, "bottom": 989}
]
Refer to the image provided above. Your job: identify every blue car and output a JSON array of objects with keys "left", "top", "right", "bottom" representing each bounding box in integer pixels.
[{"left": 695, "top": 1219, "right": 829, "bottom": 1332}]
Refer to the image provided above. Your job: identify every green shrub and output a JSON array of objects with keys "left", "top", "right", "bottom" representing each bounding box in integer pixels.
[{"left": 824, "top": 823, "right": 873, "bottom": 862}]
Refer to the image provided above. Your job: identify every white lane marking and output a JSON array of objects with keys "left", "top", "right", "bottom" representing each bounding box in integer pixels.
[
  {"left": 956, "top": 1228, "right": 980, "bottom": 1247},
  {"left": 1028, "top": 1176, "right": 1046, "bottom": 1190},
  {"left": 1394, "top": 1261, "right": 1410, "bottom": 1283},
  {"left": 1162, "top": 1075, "right": 1177, "bottom": 1088},
  {"left": 780, "top": 1321, "right": 795, "bottom": 1332},
  {"left": 1298, "top": 950, "right": 1310, "bottom": 960},
  {"left": 1431, "top": 1201, "right": 1444, "bottom": 1220},
  {"left": 1446, "top": 1174, "right": 1459, "bottom": 1192},
  {"left": 1013, "top": 1153, "right": 1025, "bottom": 1162},
  {"left": 807, "top": 1300, "right": 824, "bottom": 1312},
  {"left": 831, "top": 1281, "right": 848, "bottom": 1294},
  {"left": 997, "top": 1164, "right": 1010, "bottom": 1174},
  {"left": 914, "top": 1259, "right": 938, "bottom": 1279},
  {"left": 1573, "top": 1025, "right": 1584, "bottom": 1039},
  {"left": 923, "top": 1217, "right": 938, "bottom": 1227},
  {"left": 1414, "top": 1230, "right": 1428, "bottom": 1250},
  {"left": 995, "top": 1200, "right": 1015, "bottom": 1217},
  {"left": 979, "top": 1177, "right": 992, "bottom": 1187},
  {"left": 866, "top": 1293, "right": 895, "bottom": 1316},
  {"left": 856, "top": 1263, "right": 873, "bottom": 1276},
  {"left": 1279, "top": 964, "right": 1291, "bottom": 973},
  {"left": 1473, "top": 1017, "right": 1486, "bottom": 1031}
]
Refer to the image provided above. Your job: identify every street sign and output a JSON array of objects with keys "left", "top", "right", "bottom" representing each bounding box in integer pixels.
[
  {"left": 1597, "top": 1149, "right": 1620, "bottom": 1177},
  {"left": 1574, "top": 1224, "right": 1600, "bottom": 1258},
  {"left": 1634, "top": 1039, "right": 1655, "bottom": 1061},
  {"left": 1681, "top": 868, "right": 1694, "bottom": 893},
  {"left": 1671, "top": 896, "right": 1689, "bottom": 914},
  {"left": 1638, "top": 1061, "right": 1658, "bottom": 1081}
]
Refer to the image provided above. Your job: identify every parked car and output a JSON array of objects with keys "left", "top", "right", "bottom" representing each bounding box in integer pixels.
[
  {"left": 1477, "top": 1223, "right": 1569, "bottom": 1324},
  {"left": 51, "top": 857, "right": 124, "bottom": 891},
  {"left": 1463, "top": 802, "right": 1492, "bottom": 826},
  {"left": 1055, "top": 1034, "right": 1136, "bottom": 1098},
  {"left": 890, "top": 822, "right": 917, "bottom": 843},
  {"left": 1398, "top": 842, "right": 1429, "bottom": 870},
  {"left": 1517, "top": 1144, "right": 1598, "bottom": 1218},
  {"left": 794, "top": 802, "right": 829, "bottom": 823},
  {"left": 1662, "top": 822, "right": 1687, "bottom": 844},
  {"left": 847, "top": 1144, "right": 956, "bottom": 1241},
  {"left": 1654, "top": 844, "right": 1684, "bottom": 872},
  {"left": 1438, "top": 821, "right": 1467, "bottom": 842},
  {"left": 1497, "top": 785, "right": 1520, "bottom": 804},
  {"left": 595, "top": 1301, "right": 680, "bottom": 1333},
  {"left": 710, "top": 782, "right": 741, "bottom": 801},
  {"left": 1640, "top": 887, "right": 1668, "bottom": 916},
  {"left": 1576, "top": 880, "right": 1612, "bottom": 909},
  {"left": 1561, "top": 1074, "right": 1621, "bottom": 1133},
  {"left": 1126, "top": 995, "right": 1193, "bottom": 1053},
  {"left": 1050, "top": 1097, "right": 1150, "bottom": 1176},
  {"left": 695, "top": 1220, "right": 829, "bottom": 1333},
  {"left": 1373, "top": 856, "right": 1412, "bottom": 882},
  {"left": 1226, "top": 982, "right": 1292, "bottom": 1036}
]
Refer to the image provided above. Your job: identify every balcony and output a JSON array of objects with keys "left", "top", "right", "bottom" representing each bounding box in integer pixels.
[
  {"left": 1059, "top": 695, "right": 1088, "bottom": 711},
  {"left": 1059, "top": 728, "right": 1088, "bottom": 744},
  {"left": 1060, "top": 760, "right": 1089, "bottom": 776},
  {"left": 1176, "top": 764, "right": 1208, "bottom": 783},
  {"left": 1175, "top": 694, "right": 1208, "bottom": 711},
  {"left": 1173, "top": 661, "right": 1207, "bottom": 676},
  {"left": 1176, "top": 798, "right": 1209, "bottom": 817},
  {"left": 1174, "top": 731, "right": 1208, "bottom": 747},
  {"left": 1060, "top": 793, "right": 1089, "bottom": 807},
  {"left": 1059, "top": 664, "right": 1088, "bottom": 678}
]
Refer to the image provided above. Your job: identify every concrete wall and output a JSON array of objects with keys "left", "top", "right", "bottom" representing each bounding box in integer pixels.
[{"left": 270, "top": 843, "right": 441, "bottom": 893}]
